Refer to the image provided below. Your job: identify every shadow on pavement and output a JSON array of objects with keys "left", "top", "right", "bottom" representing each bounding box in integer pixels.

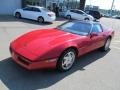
[
  {"left": 0, "top": 49, "right": 110, "bottom": 90},
  {"left": 56, "top": 17, "right": 68, "bottom": 21},
  {"left": 0, "top": 15, "right": 67, "bottom": 25},
  {"left": 0, "top": 15, "right": 52, "bottom": 25}
]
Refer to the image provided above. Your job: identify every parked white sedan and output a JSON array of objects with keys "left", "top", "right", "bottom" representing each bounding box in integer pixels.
[
  {"left": 65, "top": 9, "right": 94, "bottom": 21},
  {"left": 14, "top": 6, "right": 56, "bottom": 23}
]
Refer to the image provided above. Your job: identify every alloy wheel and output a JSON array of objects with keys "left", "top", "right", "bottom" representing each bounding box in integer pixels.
[{"left": 61, "top": 51, "right": 75, "bottom": 70}]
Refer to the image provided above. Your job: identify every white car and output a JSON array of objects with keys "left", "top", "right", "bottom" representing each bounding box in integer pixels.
[
  {"left": 14, "top": 6, "right": 56, "bottom": 23},
  {"left": 65, "top": 9, "right": 94, "bottom": 21}
]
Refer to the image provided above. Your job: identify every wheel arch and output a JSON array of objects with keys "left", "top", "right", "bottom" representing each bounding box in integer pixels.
[
  {"left": 107, "top": 30, "right": 114, "bottom": 40},
  {"left": 84, "top": 17, "right": 89, "bottom": 20},
  {"left": 58, "top": 45, "right": 79, "bottom": 60},
  {"left": 15, "top": 12, "right": 21, "bottom": 15},
  {"left": 38, "top": 15, "right": 45, "bottom": 19},
  {"left": 66, "top": 15, "right": 71, "bottom": 19},
  {"left": 63, "top": 46, "right": 78, "bottom": 56},
  {"left": 108, "top": 35, "right": 112, "bottom": 39},
  {"left": 107, "top": 33, "right": 113, "bottom": 40}
]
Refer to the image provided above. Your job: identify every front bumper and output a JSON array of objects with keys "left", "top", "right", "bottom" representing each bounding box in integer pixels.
[{"left": 10, "top": 49, "right": 57, "bottom": 70}]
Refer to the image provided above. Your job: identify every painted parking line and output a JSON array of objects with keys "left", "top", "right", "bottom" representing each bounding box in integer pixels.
[
  {"left": 112, "top": 40, "right": 120, "bottom": 45},
  {"left": 111, "top": 46, "right": 120, "bottom": 50},
  {"left": 113, "top": 40, "right": 120, "bottom": 43},
  {"left": 112, "top": 43, "right": 120, "bottom": 45},
  {"left": 112, "top": 42, "right": 119, "bottom": 44},
  {"left": 111, "top": 39, "right": 120, "bottom": 50}
]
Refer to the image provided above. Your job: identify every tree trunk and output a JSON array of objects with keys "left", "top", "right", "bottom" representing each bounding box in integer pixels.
[
  {"left": 21, "top": 0, "right": 26, "bottom": 8},
  {"left": 79, "top": 0, "right": 86, "bottom": 10}
]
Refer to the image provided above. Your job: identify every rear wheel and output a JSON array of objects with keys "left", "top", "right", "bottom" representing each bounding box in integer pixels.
[
  {"left": 38, "top": 17, "right": 44, "bottom": 23},
  {"left": 101, "top": 37, "right": 111, "bottom": 51},
  {"left": 84, "top": 18, "right": 89, "bottom": 21},
  {"left": 66, "top": 15, "right": 71, "bottom": 20},
  {"left": 15, "top": 12, "right": 21, "bottom": 18},
  {"left": 57, "top": 48, "right": 77, "bottom": 71}
]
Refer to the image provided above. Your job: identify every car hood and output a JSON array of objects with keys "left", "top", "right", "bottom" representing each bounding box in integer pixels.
[{"left": 12, "top": 28, "right": 83, "bottom": 57}]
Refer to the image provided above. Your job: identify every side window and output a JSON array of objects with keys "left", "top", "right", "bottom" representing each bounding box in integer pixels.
[
  {"left": 23, "top": 7, "right": 32, "bottom": 11},
  {"left": 32, "top": 8, "right": 41, "bottom": 12},
  {"left": 70, "top": 10, "right": 75, "bottom": 13},
  {"left": 85, "top": 11, "right": 89, "bottom": 14},
  {"left": 75, "top": 10, "right": 84, "bottom": 14},
  {"left": 92, "top": 24, "right": 103, "bottom": 33}
]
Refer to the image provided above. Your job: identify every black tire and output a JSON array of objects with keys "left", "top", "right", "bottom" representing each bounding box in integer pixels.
[
  {"left": 100, "top": 37, "right": 111, "bottom": 51},
  {"left": 15, "top": 12, "right": 21, "bottom": 18},
  {"left": 57, "top": 48, "right": 77, "bottom": 71},
  {"left": 66, "top": 15, "right": 71, "bottom": 20},
  {"left": 84, "top": 18, "right": 89, "bottom": 21},
  {"left": 38, "top": 17, "right": 44, "bottom": 23}
]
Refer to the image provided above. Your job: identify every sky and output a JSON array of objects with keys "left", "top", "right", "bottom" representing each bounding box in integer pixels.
[{"left": 85, "top": 0, "right": 120, "bottom": 10}]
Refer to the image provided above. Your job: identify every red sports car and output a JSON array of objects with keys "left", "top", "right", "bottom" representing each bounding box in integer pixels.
[{"left": 10, "top": 20, "right": 114, "bottom": 71}]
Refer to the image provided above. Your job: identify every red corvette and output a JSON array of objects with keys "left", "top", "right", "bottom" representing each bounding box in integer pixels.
[{"left": 10, "top": 20, "right": 114, "bottom": 71}]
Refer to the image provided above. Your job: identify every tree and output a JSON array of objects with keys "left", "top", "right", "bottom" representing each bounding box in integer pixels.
[{"left": 79, "top": 0, "right": 86, "bottom": 10}]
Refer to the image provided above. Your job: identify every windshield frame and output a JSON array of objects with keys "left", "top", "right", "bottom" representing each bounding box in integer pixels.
[{"left": 57, "top": 21, "right": 93, "bottom": 36}]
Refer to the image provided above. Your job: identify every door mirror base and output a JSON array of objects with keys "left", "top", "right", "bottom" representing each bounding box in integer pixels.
[{"left": 90, "top": 32, "right": 98, "bottom": 38}]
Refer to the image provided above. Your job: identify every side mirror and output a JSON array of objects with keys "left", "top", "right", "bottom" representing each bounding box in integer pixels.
[{"left": 90, "top": 32, "right": 98, "bottom": 38}]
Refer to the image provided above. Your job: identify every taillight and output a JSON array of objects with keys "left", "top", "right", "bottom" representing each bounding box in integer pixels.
[{"left": 48, "top": 14, "right": 53, "bottom": 17}]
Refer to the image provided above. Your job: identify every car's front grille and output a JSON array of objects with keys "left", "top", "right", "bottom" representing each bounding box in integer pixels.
[
  {"left": 18, "top": 56, "right": 30, "bottom": 65},
  {"left": 10, "top": 47, "right": 31, "bottom": 66}
]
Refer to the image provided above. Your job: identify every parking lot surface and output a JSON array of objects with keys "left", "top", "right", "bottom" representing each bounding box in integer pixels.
[{"left": 0, "top": 16, "right": 120, "bottom": 90}]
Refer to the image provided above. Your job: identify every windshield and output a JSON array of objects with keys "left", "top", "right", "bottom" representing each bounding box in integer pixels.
[{"left": 57, "top": 21, "right": 92, "bottom": 36}]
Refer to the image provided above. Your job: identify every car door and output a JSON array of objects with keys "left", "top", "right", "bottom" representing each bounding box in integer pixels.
[
  {"left": 22, "top": 7, "right": 34, "bottom": 19},
  {"left": 78, "top": 35, "right": 93, "bottom": 56},
  {"left": 90, "top": 24, "right": 106, "bottom": 50},
  {"left": 72, "top": 22, "right": 93, "bottom": 55},
  {"left": 69, "top": 10, "right": 77, "bottom": 19},
  {"left": 31, "top": 7, "right": 41, "bottom": 20},
  {"left": 74, "top": 10, "right": 85, "bottom": 20}
]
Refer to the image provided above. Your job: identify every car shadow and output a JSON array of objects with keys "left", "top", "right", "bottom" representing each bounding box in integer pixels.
[
  {"left": 0, "top": 15, "right": 67, "bottom": 25},
  {"left": 55, "top": 17, "right": 68, "bottom": 21},
  {"left": 0, "top": 49, "right": 110, "bottom": 90},
  {"left": 20, "top": 19, "right": 53, "bottom": 25}
]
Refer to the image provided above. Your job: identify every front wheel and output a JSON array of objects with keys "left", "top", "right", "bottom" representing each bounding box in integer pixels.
[
  {"left": 15, "top": 12, "right": 21, "bottom": 18},
  {"left": 57, "top": 49, "right": 77, "bottom": 71}
]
